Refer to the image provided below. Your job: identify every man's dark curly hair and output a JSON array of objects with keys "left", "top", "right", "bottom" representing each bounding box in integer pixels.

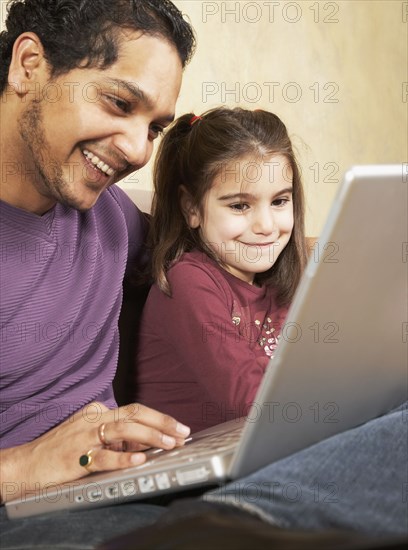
[{"left": 0, "top": 0, "right": 196, "bottom": 93}]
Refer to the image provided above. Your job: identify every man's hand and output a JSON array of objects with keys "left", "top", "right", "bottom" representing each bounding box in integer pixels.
[{"left": 0, "top": 402, "right": 190, "bottom": 503}]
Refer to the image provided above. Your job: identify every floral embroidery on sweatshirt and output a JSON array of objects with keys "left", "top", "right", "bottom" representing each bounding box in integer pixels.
[{"left": 231, "top": 300, "right": 284, "bottom": 358}]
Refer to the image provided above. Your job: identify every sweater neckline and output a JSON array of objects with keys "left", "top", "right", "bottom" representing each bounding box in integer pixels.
[
  {"left": 0, "top": 199, "right": 57, "bottom": 239},
  {"left": 187, "top": 248, "right": 271, "bottom": 297}
]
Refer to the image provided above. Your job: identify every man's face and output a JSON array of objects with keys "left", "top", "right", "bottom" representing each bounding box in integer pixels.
[{"left": 18, "top": 32, "right": 183, "bottom": 211}]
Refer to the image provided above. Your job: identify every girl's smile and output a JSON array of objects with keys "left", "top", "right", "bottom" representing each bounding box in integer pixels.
[{"left": 186, "top": 154, "right": 294, "bottom": 284}]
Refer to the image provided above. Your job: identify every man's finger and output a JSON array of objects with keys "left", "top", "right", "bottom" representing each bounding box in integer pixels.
[{"left": 78, "top": 448, "right": 147, "bottom": 476}]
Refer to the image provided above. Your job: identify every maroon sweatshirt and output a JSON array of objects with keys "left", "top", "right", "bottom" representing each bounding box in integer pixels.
[{"left": 135, "top": 250, "right": 288, "bottom": 433}]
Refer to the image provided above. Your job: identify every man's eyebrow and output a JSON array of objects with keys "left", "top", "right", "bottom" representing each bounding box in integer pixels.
[
  {"left": 218, "top": 187, "right": 293, "bottom": 201},
  {"left": 103, "top": 78, "right": 175, "bottom": 123}
]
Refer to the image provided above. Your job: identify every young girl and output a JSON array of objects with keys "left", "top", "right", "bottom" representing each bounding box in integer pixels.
[{"left": 134, "top": 107, "right": 308, "bottom": 433}]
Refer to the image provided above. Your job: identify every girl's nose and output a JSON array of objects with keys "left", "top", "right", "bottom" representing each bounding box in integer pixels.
[{"left": 252, "top": 209, "right": 276, "bottom": 236}]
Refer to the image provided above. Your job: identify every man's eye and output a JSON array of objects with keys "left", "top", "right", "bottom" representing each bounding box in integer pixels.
[
  {"left": 106, "top": 95, "right": 130, "bottom": 113},
  {"left": 230, "top": 203, "right": 249, "bottom": 212},
  {"left": 149, "top": 125, "right": 165, "bottom": 140}
]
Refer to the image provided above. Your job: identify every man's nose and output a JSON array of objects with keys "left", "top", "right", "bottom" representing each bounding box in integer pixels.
[{"left": 112, "top": 122, "right": 153, "bottom": 169}]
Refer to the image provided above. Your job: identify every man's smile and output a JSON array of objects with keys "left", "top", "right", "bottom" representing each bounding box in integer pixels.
[{"left": 82, "top": 149, "right": 117, "bottom": 177}]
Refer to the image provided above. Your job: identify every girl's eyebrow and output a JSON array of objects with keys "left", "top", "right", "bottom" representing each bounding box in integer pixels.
[
  {"left": 217, "top": 187, "right": 293, "bottom": 202},
  {"left": 217, "top": 192, "right": 254, "bottom": 202},
  {"left": 272, "top": 187, "right": 293, "bottom": 198}
]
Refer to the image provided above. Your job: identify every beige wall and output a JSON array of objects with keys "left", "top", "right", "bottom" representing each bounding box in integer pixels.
[
  {"left": 2, "top": 0, "right": 406, "bottom": 235},
  {"left": 123, "top": 0, "right": 407, "bottom": 236}
]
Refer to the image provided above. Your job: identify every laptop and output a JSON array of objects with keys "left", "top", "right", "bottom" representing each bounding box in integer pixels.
[{"left": 6, "top": 164, "right": 408, "bottom": 519}]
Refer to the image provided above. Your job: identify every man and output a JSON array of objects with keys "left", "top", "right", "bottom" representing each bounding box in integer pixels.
[
  {"left": 0, "top": 0, "right": 195, "bottom": 545},
  {"left": 0, "top": 1, "right": 406, "bottom": 549}
]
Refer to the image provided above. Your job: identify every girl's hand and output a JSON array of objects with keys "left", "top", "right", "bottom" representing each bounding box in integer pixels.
[{"left": 0, "top": 402, "right": 190, "bottom": 503}]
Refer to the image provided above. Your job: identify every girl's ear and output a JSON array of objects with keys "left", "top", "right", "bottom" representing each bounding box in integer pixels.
[{"left": 179, "top": 185, "right": 200, "bottom": 228}]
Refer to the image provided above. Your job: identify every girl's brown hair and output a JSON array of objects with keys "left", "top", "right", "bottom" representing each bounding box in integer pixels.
[{"left": 150, "top": 107, "right": 308, "bottom": 305}]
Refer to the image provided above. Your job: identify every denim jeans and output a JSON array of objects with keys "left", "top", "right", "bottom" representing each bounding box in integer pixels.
[
  {"left": 206, "top": 400, "right": 408, "bottom": 535},
  {"left": 1, "top": 402, "right": 406, "bottom": 548},
  {"left": 0, "top": 503, "right": 165, "bottom": 549}
]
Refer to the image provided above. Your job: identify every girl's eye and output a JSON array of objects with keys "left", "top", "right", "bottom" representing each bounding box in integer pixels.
[
  {"left": 230, "top": 203, "right": 249, "bottom": 212},
  {"left": 272, "top": 198, "right": 291, "bottom": 207}
]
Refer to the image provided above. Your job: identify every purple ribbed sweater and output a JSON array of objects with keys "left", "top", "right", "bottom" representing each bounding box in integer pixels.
[{"left": 0, "top": 186, "right": 148, "bottom": 448}]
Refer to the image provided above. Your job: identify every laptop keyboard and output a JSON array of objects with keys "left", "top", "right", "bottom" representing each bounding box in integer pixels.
[{"left": 138, "top": 425, "right": 244, "bottom": 468}]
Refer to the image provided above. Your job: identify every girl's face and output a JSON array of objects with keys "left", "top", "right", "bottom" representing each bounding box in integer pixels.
[{"left": 187, "top": 154, "right": 294, "bottom": 284}]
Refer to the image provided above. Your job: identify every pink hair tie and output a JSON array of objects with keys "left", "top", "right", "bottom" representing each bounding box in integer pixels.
[{"left": 190, "top": 115, "right": 202, "bottom": 126}]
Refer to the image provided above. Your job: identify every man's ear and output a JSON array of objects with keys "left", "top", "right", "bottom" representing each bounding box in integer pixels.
[
  {"left": 179, "top": 185, "right": 201, "bottom": 229},
  {"left": 8, "top": 32, "right": 47, "bottom": 94}
]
